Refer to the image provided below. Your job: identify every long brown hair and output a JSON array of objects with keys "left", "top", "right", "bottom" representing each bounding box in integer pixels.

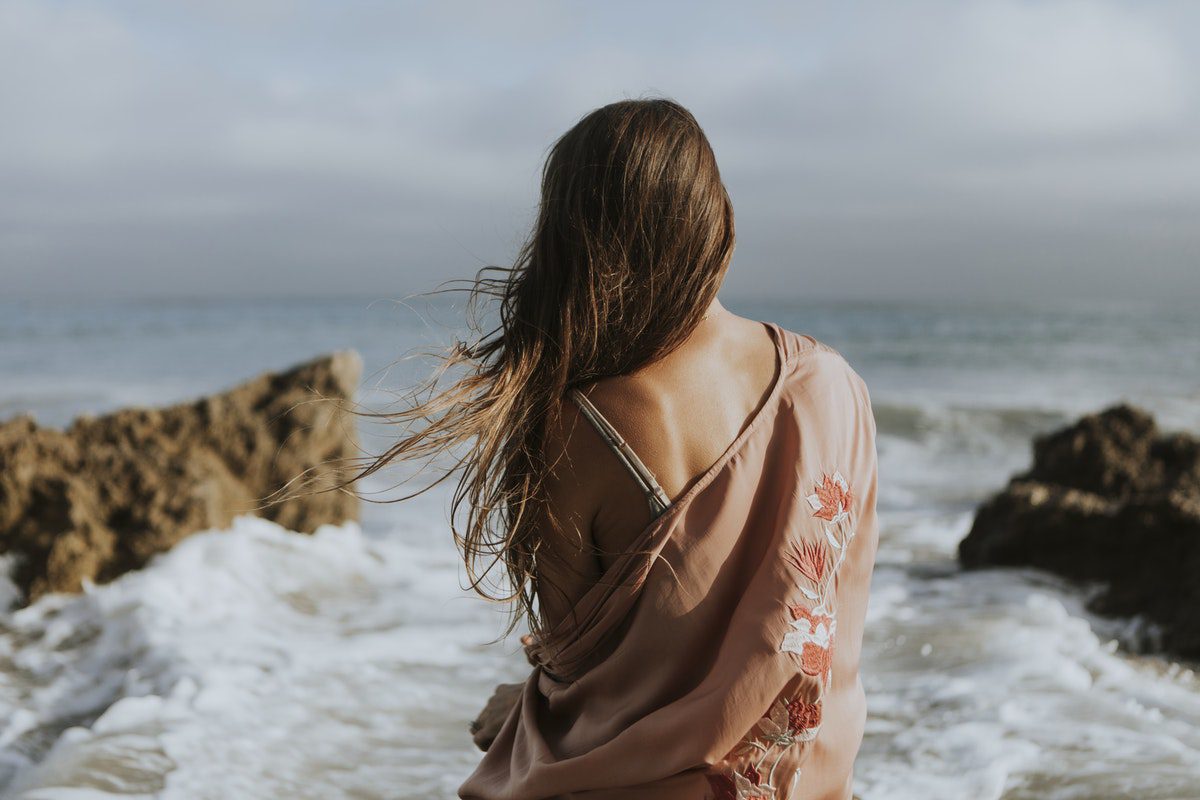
[{"left": 356, "top": 97, "right": 735, "bottom": 639}]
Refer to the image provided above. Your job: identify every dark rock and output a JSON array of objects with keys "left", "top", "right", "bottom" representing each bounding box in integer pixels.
[
  {"left": 959, "top": 404, "right": 1200, "bottom": 659},
  {"left": 0, "top": 352, "right": 362, "bottom": 602}
]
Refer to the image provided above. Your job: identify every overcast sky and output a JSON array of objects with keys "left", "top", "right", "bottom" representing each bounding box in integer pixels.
[{"left": 2, "top": 0, "right": 1198, "bottom": 304}]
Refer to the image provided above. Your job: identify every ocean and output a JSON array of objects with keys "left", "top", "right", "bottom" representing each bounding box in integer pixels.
[{"left": 1, "top": 296, "right": 1198, "bottom": 799}]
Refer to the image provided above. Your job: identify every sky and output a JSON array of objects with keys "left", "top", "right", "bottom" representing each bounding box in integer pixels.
[{"left": 1, "top": 0, "right": 1198, "bottom": 304}]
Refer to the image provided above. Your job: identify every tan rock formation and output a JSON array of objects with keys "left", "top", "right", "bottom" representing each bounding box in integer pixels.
[{"left": 0, "top": 351, "right": 362, "bottom": 601}]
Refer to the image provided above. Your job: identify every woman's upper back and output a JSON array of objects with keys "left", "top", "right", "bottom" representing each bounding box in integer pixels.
[{"left": 535, "top": 311, "right": 783, "bottom": 627}]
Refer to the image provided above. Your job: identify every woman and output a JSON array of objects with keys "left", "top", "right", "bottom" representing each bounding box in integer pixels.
[{"left": 367, "top": 98, "right": 878, "bottom": 799}]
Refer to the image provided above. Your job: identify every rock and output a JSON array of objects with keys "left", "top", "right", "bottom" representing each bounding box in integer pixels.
[
  {"left": 959, "top": 404, "right": 1200, "bottom": 658},
  {"left": 0, "top": 352, "right": 362, "bottom": 602}
]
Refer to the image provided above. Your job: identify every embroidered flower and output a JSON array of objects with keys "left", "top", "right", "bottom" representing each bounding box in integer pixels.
[
  {"left": 806, "top": 471, "right": 852, "bottom": 523},
  {"left": 781, "top": 604, "right": 836, "bottom": 685},
  {"left": 784, "top": 539, "right": 827, "bottom": 585},
  {"left": 786, "top": 698, "right": 822, "bottom": 737},
  {"left": 752, "top": 697, "right": 795, "bottom": 747},
  {"left": 709, "top": 700, "right": 799, "bottom": 798}
]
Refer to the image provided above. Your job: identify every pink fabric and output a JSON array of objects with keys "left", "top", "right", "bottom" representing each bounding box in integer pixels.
[{"left": 460, "top": 324, "right": 879, "bottom": 800}]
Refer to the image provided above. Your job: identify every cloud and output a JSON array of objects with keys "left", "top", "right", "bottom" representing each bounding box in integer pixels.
[{"left": 0, "top": 0, "right": 1197, "bottom": 303}]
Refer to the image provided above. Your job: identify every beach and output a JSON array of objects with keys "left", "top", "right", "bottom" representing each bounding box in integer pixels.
[{"left": 1, "top": 296, "right": 1198, "bottom": 799}]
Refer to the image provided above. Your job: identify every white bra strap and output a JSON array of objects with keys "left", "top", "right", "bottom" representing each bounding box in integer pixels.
[{"left": 569, "top": 388, "right": 672, "bottom": 518}]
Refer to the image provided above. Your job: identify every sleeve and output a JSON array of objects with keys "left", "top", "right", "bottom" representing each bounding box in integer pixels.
[{"left": 704, "top": 349, "right": 878, "bottom": 800}]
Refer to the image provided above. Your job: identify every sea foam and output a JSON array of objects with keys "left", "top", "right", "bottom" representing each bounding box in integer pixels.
[{"left": 0, "top": 505, "right": 517, "bottom": 799}]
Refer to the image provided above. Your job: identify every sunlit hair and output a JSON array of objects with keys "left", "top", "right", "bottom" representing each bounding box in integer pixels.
[{"left": 353, "top": 97, "right": 735, "bottom": 639}]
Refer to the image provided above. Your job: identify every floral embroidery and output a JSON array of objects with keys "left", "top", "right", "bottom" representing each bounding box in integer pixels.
[
  {"left": 784, "top": 539, "right": 827, "bottom": 584},
  {"left": 806, "top": 471, "right": 852, "bottom": 523},
  {"left": 786, "top": 698, "right": 822, "bottom": 734},
  {"left": 782, "top": 604, "right": 836, "bottom": 686},
  {"left": 707, "top": 695, "right": 824, "bottom": 798},
  {"left": 781, "top": 471, "right": 856, "bottom": 697},
  {"left": 779, "top": 472, "right": 856, "bottom": 692},
  {"left": 705, "top": 471, "right": 858, "bottom": 799}
]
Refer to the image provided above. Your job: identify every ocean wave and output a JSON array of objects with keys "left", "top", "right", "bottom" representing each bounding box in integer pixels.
[
  {"left": 0, "top": 514, "right": 509, "bottom": 799},
  {"left": 872, "top": 402, "right": 1069, "bottom": 444},
  {"left": 4, "top": 506, "right": 1199, "bottom": 799},
  {"left": 856, "top": 564, "right": 1200, "bottom": 799}
]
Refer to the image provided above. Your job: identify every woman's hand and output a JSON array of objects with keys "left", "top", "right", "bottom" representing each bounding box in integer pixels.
[{"left": 469, "top": 682, "right": 524, "bottom": 752}]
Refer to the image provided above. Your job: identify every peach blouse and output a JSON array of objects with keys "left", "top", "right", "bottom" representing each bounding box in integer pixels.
[{"left": 460, "top": 324, "right": 879, "bottom": 800}]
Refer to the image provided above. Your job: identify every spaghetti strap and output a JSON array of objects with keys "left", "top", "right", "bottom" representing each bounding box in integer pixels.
[{"left": 569, "top": 388, "right": 672, "bottom": 518}]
